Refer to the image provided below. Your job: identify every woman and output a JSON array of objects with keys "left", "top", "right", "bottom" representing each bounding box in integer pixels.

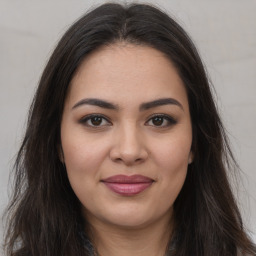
[{"left": 4, "top": 3, "right": 256, "bottom": 256}]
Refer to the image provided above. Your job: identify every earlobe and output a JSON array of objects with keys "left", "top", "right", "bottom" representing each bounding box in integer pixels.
[
  {"left": 188, "top": 151, "right": 194, "bottom": 164},
  {"left": 58, "top": 145, "right": 65, "bottom": 163}
]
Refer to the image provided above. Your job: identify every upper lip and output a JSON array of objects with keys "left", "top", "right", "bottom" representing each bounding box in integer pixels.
[{"left": 101, "top": 175, "right": 154, "bottom": 183}]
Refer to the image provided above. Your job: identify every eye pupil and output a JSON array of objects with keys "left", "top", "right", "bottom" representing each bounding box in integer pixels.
[
  {"left": 91, "top": 116, "right": 102, "bottom": 126},
  {"left": 152, "top": 117, "right": 164, "bottom": 126}
]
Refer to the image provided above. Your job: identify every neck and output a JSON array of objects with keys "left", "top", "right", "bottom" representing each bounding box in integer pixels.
[{"left": 87, "top": 214, "right": 173, "bottom": 256}]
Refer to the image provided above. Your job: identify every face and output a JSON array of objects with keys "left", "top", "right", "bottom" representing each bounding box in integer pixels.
[{"left": 60, "top": 43, "right": 193, "bottom": 230}]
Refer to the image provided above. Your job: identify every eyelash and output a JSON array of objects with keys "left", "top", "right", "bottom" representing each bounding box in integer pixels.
[
  {"left": 145, "top": 114, "right": 177, "bottom": 127},
  {"left": 79, "top": 114, "right": 112, "bottom": 127},
  {"left": 79, "top": 114, "right": 177, "bottom": 128}
]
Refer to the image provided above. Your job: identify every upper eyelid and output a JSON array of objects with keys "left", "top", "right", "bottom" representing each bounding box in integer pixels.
[
  {"left": 146, "top": 113, "right": 176, "bottom": 121},
  {"left": 147, "top": 113, "right": 172, "bottom": 118},
  {"left": 145, "top": 114, "right": 177, "bottom": 125},
  {"left": 79, "top": 114, "right": 112, "bottom": 124}
]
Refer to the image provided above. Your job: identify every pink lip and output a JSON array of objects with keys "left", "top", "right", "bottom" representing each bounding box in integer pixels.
[{"left": 101, "top": 175, "right": 154, "bottom": 196}]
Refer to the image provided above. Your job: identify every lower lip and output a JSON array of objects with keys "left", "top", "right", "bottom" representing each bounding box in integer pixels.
[{"left": 103, "top": 182, "right": 153, "bottom": 196}]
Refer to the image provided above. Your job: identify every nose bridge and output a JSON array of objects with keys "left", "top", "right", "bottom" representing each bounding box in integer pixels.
[
  {"left": 110, "top": 121, "right": 148, "bottom": 165},
  {"left": 121, "top": 123, "right": 140, "bottom": 151}
]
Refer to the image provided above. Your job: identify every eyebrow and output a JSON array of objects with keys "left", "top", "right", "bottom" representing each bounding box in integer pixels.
[
  {"left": 139, "top": 98, "right": 183, "bottom": 111},
  {"left": 72, "top": 97, "right": 183, "bottom": 111},
  {"left": 72, "top": 98, "right": 119, "bottom": 110}
]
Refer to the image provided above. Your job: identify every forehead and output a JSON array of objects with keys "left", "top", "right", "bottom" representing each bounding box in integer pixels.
[{"left": 66, "top": 43, "right": 188, "bottom": 110}]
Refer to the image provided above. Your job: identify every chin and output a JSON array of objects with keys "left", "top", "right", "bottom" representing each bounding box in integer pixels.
[
  {"left": 103, "top": 214, "right": 154, "bottom": 230},
  {"left": 90, "top": 205, "right": 171, "bottom": 231}
]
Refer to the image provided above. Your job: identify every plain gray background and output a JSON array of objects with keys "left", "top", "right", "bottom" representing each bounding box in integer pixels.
[{"left": 1, "top": 0, "right": 255, "bottom": 251}]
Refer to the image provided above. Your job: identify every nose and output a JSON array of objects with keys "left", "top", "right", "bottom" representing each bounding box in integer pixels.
[{"left": 109, "top": 125, "right": 148, "bottom": 166}]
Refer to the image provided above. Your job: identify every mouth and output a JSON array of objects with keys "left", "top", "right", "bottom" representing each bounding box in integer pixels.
[{"left": 101, "top": 175, "right": 154, "bottom": 196}]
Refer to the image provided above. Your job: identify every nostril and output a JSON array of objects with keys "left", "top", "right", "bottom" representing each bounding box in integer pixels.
[{"left": 109, "top": 135, "right": 149, "bottom": 165}]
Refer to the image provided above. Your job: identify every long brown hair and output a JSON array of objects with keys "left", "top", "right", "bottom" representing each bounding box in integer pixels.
[{"left": 4, "top": 3, "right": 256, "bottom": 256}]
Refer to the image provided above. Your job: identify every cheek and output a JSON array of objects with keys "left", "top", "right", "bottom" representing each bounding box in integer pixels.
[
  {"left": 61, "top": 134, "right": 110, "bottom": 188},
  {"left": 61, "top": 137, "right": 109, "bottom": 209},
  {"left": 151, "top": 135, "right": 192, "bottom": 171},
  {"left": 149, "top": 132, "right": 192, "bottom": 194}
]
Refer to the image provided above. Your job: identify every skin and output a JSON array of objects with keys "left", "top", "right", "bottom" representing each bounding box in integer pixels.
[{"left": 60, "top": 43, "right": 193, "bottom": 256}]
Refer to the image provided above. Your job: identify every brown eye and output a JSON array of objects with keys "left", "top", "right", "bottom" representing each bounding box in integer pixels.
[
  {"left": 90, "top": 116, "right": 103, "bottom": 126},
  {"left": 152, "top": 116, "right": 164, "bottom": 126},
  {"left": 146, "top": 114, "right": 177, "bottom": 127},
  {"left": 79, "top": 115, "right": 111, "bottom": 127}
]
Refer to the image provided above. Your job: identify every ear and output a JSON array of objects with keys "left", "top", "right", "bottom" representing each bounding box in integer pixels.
[
  {"left": 58, "top": 145, "right": 65, "bottom": 163},
  {"left": 188, "top": 151, "right": 194, "bottom": 164}
]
